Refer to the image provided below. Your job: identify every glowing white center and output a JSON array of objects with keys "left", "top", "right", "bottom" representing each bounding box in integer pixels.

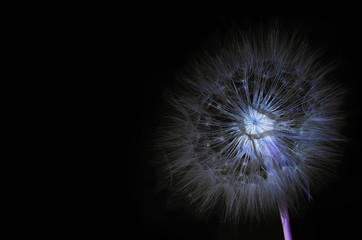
[{"left": 244, "top": 108, "right": 274, "bottom": 135}]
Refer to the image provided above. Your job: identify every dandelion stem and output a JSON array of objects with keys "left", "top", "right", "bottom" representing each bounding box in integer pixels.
[{"left": 279, "top": 205, "right": 292, "bottom": 240}]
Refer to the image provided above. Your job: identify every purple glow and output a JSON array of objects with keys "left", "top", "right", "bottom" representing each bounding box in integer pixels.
[{"left": 279, "top": 206, "right": 292, "bottom": 240}]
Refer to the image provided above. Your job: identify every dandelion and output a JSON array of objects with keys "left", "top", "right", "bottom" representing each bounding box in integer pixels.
[{"left": 156, "top": 23, "right": 345, "bottom": 239}]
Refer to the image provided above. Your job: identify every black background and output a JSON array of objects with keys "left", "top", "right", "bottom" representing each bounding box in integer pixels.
[
  {"left": 128, "top": 16, "right": 362, "bottom": 240},
  {"left": 26, "top": 15, "right": 362, "bottom": 239}
]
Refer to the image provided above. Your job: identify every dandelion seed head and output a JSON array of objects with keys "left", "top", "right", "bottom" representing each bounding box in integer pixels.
[{"left": 156, "top": 23, "right": 345, "bottom": 222}]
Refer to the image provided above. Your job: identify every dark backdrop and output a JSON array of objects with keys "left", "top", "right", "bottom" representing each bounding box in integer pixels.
[
  {"left": 127, "top": 16, "right": 362, "bottom": 240},
  {"left": 126, "top": 16, "right": 362, "bottom": 240}
]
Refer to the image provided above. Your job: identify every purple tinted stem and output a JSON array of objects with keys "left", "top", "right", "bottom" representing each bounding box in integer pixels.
[{"left": 279, "top": 205, "right": 292, "bottom": 240}]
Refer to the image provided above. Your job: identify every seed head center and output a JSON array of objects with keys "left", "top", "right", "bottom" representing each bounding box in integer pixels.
[{"left": 244, "top": 109, "right": 274, "bottom": 135}]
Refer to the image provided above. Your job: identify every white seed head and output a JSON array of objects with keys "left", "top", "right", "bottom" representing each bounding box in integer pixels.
[{"left": 156, "top": 24, "right": 345, "bottom": 222}]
